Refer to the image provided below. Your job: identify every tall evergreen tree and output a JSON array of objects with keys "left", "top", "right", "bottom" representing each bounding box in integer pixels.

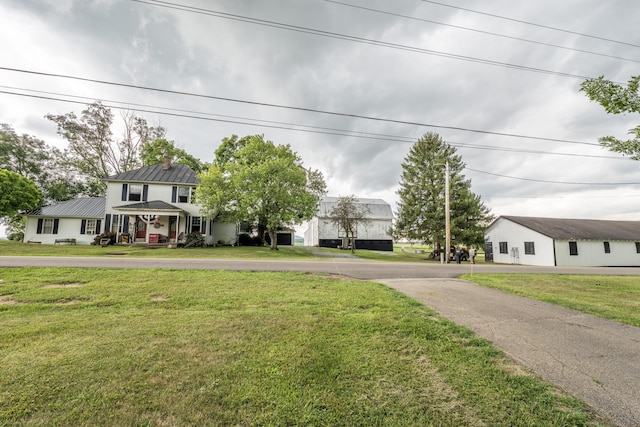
[{"left": 394, "top": 132, "right": 492, "bottom": 250}]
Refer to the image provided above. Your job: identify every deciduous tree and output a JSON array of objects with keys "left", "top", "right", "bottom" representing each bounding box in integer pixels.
[
  {"left": 581, "top": 75, "right": 640, "bottom": 158},
  {"left": 394, "top": 132, "right": 492, "bottom": 251},
  {"left": 197, "top": 135, "right": 326, "bottom": 250},
  {"left": 329, "top": 195, "right": 371, "bottom": 254},
  {"left": 46, "top": 102, "right": 166, "bottom": 193},
  {"left": 0, "top": 169, "right": 41, "bottom": 218},
  {"left": 140, "top": 138, "right": 205, "bottom": 173}
]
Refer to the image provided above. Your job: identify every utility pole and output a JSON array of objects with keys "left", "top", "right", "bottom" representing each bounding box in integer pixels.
[{"left": 445, "top": 160, "right": 451, "bottom": 264}]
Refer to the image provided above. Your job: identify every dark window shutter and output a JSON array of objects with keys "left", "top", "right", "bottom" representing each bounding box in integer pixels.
[
  {"left": 186, "top": 216, "right": 191, "bottom": 232},
  {"left": 37, "top": 218, "right": 43, "bottom": 234},
  {"left": 142, "top": 185, "right": 149, "bottom": 202},
  {"left": 121, "top": 184, "right": 128, "bottom": 201},
  {"left": 80, "top": 219, "right": 87, "bottom": 234},
  {"left": 171, "top": 186, "right": 177, "bottom": 203},
  {"left": 53, "top": 219, "right": 60, "bottom": 234},
  {"left": 105, "top": 214, "right": 111, "bottom": 231},
  {"left": 96, "top": 220, "right": 102, "bottom": 234},
  {"left": 201, "top": 218, "right": 206, "bottom": 234}
]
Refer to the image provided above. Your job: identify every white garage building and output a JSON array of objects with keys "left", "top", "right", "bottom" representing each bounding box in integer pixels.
[
  {"left": 485, "top": 216, "right": 640, "bottom": 267},
  {"left": 304, "top": 197, "right": 394, "bottom": 251}
]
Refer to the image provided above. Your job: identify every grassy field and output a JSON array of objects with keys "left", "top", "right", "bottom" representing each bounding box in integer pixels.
[
  {"left": 0, "top": 268, "right": 603, "bottom": 426},
  {"left": 462, "top": 274, "right": 640, "bottom": 327},
  {"left": 1, "top": 239, "right": 482, "bottom": 263}
]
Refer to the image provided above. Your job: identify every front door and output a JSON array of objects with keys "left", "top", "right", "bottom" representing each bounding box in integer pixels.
[
  {"left": 169, "top": 217, "right": 177, "bottom": 239},
  {"left": 136, "top": 218, "right": 147, "bottom": 240}
]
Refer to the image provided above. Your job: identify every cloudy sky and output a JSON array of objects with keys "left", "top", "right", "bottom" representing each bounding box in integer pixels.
[{"left": 2, "top": 0, "right": 640, "bottom": 230}]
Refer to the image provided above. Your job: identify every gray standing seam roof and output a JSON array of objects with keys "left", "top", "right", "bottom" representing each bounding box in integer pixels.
[
  {"left": 105, "top": 163, "right": 199, "bottom": 184},
  {"left": 24, "top": 197, "right": 106, "bottom": 218},
  {"left": 501, "top": 215, "right": 640, "bottom": 241}
]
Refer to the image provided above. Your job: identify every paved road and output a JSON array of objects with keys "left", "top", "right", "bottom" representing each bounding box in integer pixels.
[
  {"left": 378, "top": 278, "right": 640, "bottom": 427},
  {"left": 3, "top": 255, "right": 640, "bottom": 279},
  {"left": 2, "top": 256, "right": 640, "bottom": 425}
]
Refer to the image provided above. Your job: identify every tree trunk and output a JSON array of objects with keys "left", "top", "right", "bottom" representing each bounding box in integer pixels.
[
  {"left": 268, "top": 229, "right": 278, "bottom": 251},
  {"left": 350, "top": 236, "right": 355, "bottom": 254}
]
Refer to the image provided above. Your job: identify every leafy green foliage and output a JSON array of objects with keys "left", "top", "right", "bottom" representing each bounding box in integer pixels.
[
  {"left": 140, "top": 138, "right": 205, "bottom": 173},
  {"left": 198, "top": 135, "right": 326, "bottom": 250},
  {"left": 0, "top": 169, "right": 41, "bottom": 217},
  {"left": 394, "top": 133, "right": 493, "bottom": 247},
  {"left": 45, "top": 102, "right": 166, "bottom": 192},
  {"left": 581, "top": 75, "right": 640, "bottom": 159}
]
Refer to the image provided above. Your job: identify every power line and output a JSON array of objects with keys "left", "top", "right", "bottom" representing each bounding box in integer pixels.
[
  {"left": 465, "top": 167, "right": 640, "bottom": 185},
  {"left": 4, "top": 85, "right": 619, "bottom": 161},
  {"left": 0, "top": 66, "right": 601, "bottom": 147},
  {"left": 132, "top": 0, "right": 601, "bottom": 82},
  {"left": 420, "top": 0, "right": 640, "bottom": 49},
  {"left": 326, "top": 0, "right": 640, "bottom": 64}
]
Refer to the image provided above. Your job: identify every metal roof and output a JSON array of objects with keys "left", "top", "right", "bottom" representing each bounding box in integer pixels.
[
  {"left": 317, "top": 196, "right": 394, "bottom": 220},
  {"left": 105, "top": 163, "right": 199, "bottom": 184},
  {"left": 24, "top": 197, "right": 105, "bottom": 218},
  {"left": 112, "top": 201, "right": 184, "bottom": 212},
  {"left": 499, "top": 216, "right": 640, "bottom": 240}
]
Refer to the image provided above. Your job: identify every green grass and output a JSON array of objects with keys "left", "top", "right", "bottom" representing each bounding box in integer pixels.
[
  {"left": 463, "top": 274, "right": 640, "bottom": 327},
  {"left": 0, "top": 268, "right": 603, "bottom": 426},
  {"left": 0, "top": 239, "right": 317, "bottom": 259}
]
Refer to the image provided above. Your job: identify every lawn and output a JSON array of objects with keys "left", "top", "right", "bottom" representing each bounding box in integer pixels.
[
  {"left": 462, "top": 274, "right": 640, "bottom": 327},
  {"left": 0, "top": 268, "right": 603, "bottom": 426}
]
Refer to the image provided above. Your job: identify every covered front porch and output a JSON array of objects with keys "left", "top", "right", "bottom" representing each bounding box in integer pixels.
[{"left": 111, "top": 201, "right": 189, "bottom": 244}]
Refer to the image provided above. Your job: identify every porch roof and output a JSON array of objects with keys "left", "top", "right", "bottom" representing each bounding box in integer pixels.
[{"left": 112, "top": 200, "right": 185, "bottom": 213}]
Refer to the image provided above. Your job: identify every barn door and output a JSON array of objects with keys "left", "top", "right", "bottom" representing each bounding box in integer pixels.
[{"left": 484, "top": 242, "right": 494, "bottom": 262}]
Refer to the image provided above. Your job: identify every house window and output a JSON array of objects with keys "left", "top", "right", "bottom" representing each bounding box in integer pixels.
[
  {"left": 42, "top": 218, "right": 55, "bottom": 234},
  {"left": 111, "top": 215, "right": 120, "bottom": 233},
  {"left": 190, "top": 216, "right": 201, "bottom": 233},
  {"left": 85, "top": 219, "right": 97, "bottom": 235},
  {"left": 499, "top": 242, "right": 508, "bottom": 254},
  {"left": 604, "top": 241, "right": 611, "bottom": 254},
  {"left": 129, "top": 184, "right": 142, "bottom": 201},
  {"left": 636, "top": 242, "right": 640, "bottom": 254},
  {"left": 524, "top": 242, "right": 535, "bottom": 255},
  {"left": 178, "top": 186, "right": 190, "bottom": 203},
  {"left": 569, "top": 241, "right": 578, "bottom": 256}
]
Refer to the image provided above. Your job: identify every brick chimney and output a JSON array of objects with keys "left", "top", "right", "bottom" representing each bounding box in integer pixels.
[{"left": 162, "top": 155, "right": 172, "bottom": 170}]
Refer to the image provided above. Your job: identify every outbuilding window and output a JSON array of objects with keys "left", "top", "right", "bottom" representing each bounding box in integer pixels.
[
  {"left": 569, "top": 241, "right": 578, "bottom": 256},
  {"left": 524, "top": 241, "right": 535, "bottom": 255},
  {"left": 604, "top": 241, "right": 611, "bottom": 254},
  {"left": 499, "top": 242, "right": 508, "bottom": 254},
  {"left": 636, "top": 242, "right": 640, "bottom": 254}
]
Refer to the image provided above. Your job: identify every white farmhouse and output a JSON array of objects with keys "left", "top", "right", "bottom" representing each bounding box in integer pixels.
[
  {"left": 304, "top": 196, "right": 394, "bottom": 251},
  {"left": 485, "top": 216, "right": 640, "bottom": 267},
  {"left": 23, "top": 157, "right": 237, "bottom": 246}
]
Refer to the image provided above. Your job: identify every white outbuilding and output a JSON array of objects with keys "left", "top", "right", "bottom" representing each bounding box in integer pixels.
[
  {"left": 304, "top": 197, "right": 394, "bottom": 251},
  {"left": 485, "top": 215, "right": 640, "bottom": 267}
]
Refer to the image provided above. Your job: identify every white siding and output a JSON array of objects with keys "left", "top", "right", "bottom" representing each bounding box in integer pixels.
[
  {"left": 316, "top": 218, "right": 392, "bottom": 240},
  {"left": 554, "top": 240, "right": 640, "bottom": 267},
  {"left": 212, "top": 222, "right": 237, "bottom": 246},
  {"left": 304, "top": 218, "right": 319, "bottom": 246},
  {"left": 485, "top": 218, "right": 556, "bottom": 266},
  {"left": 24, "top": 217, "right": 99, "bottom": 245}
]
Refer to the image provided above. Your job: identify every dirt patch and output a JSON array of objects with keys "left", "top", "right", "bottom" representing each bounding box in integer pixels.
[
  {"left": 43, "top": 283, "right": 84, "bottom": 289},
  {"left": 0, "top": 295, "right": 21, "bottom": 305},
  {"left": 150, "top": 295, "right": 168, "bottom": 302}
]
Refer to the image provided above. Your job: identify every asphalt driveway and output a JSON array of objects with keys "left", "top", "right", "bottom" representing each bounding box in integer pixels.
[{"left": 378, "top": 278, "right": 640, "bottom": 427}]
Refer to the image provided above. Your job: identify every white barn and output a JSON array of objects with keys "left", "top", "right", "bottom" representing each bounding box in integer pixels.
[
  {"left": 485, "top": 216, "right": 640, "bottom": 267},
  {"left": 304, "top": 197, "right": 394, "bottom": 251}
]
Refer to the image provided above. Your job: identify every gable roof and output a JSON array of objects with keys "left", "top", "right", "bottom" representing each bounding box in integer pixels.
[
  {"left": 24, "top": 197, "right": 105, "bottom": 218},
  {"left": 112, "top": 200, "right": 184, "bottom": 212},
  {"left": 317, "top": 196, "right": 394, "bottom": 220},
  {"left": 105, "top": 163, "right": 198, "bottom": 185},
  {"left": 499, "top": 215, "right": 640, "bottom": 241}
]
